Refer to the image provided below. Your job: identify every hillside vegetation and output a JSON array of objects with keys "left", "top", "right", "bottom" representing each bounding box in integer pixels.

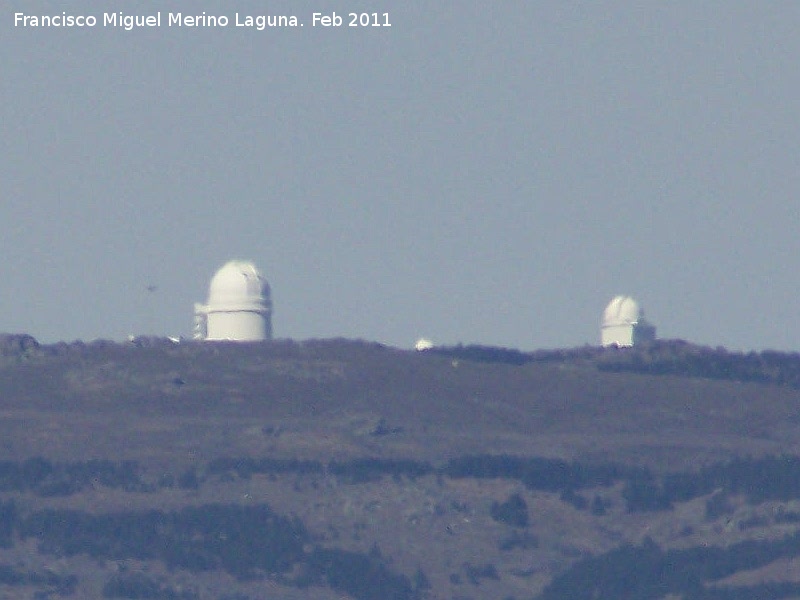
[{"left": 1, "top": 334, "right": 800, "bottom": 599}]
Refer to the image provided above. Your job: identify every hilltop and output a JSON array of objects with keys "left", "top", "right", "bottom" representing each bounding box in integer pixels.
[{"left": 1, "top": 334, "right": 800, "bottom": 598}]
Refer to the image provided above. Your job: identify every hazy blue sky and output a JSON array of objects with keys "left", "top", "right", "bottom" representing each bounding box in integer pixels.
[{"left": 2, "top": 1, "right": 799, "bottom": 351}]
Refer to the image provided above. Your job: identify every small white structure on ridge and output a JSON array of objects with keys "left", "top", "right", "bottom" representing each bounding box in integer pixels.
[
  {"left": 194, "top": 260, "right": 272, "bottom": 341},
  {"left": 415, "top": 337, "right": 434, "bottom": 351},
  {"left": 601, "top": 295, "right": 656, "bottom": 347}
]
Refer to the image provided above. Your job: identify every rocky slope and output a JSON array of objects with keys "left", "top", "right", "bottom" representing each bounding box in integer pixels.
[{"left": 0, "top": 335, "right": 799, "bottom": 599}]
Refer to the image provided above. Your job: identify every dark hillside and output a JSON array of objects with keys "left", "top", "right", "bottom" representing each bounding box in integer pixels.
[
  {"left": 431, "top": 339, "right": 800, "bottom": 388},
  {"left": 4, "top": 335, "right": 800, "bottom": 470},
  {"left": 1, "top": 334, "right": 800, "bottom": 598}
]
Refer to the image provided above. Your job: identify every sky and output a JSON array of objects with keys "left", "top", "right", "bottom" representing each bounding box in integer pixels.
[{"left": 2, "top": 1, "right": 799, "bottom": 352}]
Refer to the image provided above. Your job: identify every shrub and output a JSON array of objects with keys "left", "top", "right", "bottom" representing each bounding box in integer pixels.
[{"left": 490, "top": 493, "right": 528, "bottom": 528}]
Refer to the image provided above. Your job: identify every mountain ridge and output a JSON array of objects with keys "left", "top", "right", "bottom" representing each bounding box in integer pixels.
[{"left": 1, "top": 333, "right": 800, "bottom": 598}]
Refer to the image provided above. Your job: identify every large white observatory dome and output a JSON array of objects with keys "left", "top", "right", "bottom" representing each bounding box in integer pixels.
[
  {"left": 194, "top": 260, "right": 272, "bottom": 341},
  {"left": 601, "top": 295, "right": 655, "bottom": 347},
  {"left": 602, "top": 295, "right": 642, "bottom": 328}
]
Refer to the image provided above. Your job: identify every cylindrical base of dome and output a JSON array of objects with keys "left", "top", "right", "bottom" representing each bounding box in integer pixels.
[
  {"left": 206, "top": 310, "right": 272, "bottom": 341},
  {"left": 601, "top": 324, "right": 634, "bottom": 347}
]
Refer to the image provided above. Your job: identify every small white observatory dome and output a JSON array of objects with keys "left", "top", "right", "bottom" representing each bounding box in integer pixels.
[
  {"left": 194, "top": 260, "right": 272, "bottom": 342},
  {"left": 601, "top": 295, "right": 656, "bottom": 347},
  {"left": 415, "top": 338, "right": 434, "bottom": 351}
]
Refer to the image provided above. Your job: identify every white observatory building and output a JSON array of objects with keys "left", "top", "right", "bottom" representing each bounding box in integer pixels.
[
  {"left": 193, "top": 260, "right": 272, "bottom": 341},
  {"left": 601, "top": 295, "right": 656, "bottom": 347}
]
